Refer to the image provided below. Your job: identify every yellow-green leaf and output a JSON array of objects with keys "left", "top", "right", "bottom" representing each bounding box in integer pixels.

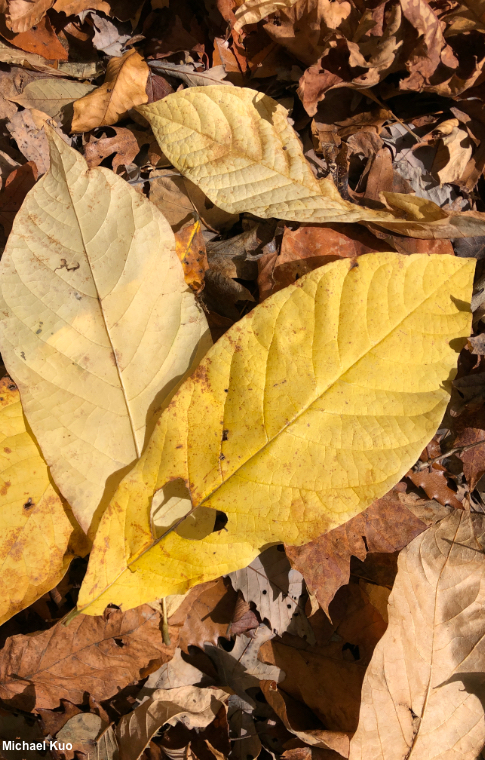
[
  {"left": 0, "top": 375, "right": 89, "bottom": 625},
  {"left": 0, "top": 128, "right": 210, "bottom": 537},
  {"left": 76, "top": 253, "right": 474, "bottom": 616}
]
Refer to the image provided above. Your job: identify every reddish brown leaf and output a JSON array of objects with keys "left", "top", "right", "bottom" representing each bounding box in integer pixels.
[
  {"left": 170, "top": 578, "right": 237, "bottom": 653},
  {"left": 84, "top": 127, "right": 148, "bottom": 172},
  {"left": 0, "top": 605, "right": 177, "bottom": 710},
  {"left": 0, "top": 161, "right": 38, "bottom": 235},
  {"left": 451, "top": 407, "right": 485, "bottom": 491},
  {"left": 0, "top": 13, "right": 67, "bottom": 59},
  {"left": 285, "top": 495, "right": 427, "bottom": 616},
  {"left": 228, "top": 591, "right": 259, "bottom": 637},
  {"left": 257, "top": 223, "right": 390, "bottom": 301}
]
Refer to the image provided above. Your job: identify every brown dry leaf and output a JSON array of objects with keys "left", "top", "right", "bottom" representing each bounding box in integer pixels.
[
  {"left": 117, "top": 686, "right": 228, "bottom": 760},
  {"left": 0, "top": 14, "right": 68, "bottom": 60},
  {"left": 399, "top": 0, "right": 458, "bottom": 92},
  {"left": 183, "top": 178, "right": 239, "bottom": 233},
  {"left": 9, "top": 78, "right": 95, "bottom": 125},
  {"left": 260, "top": 583, "right": 386, "bottom": 732},
  {"left": 0, "top": 605, "right": 177, "bottom": 709},
  {"left": 149, "top": 170, "right": 195, "bottom": 231},
  {"left": 451, "top": 407, "right": 485, "bottom": 491},
  {"left": 53, "top": 0, "right": 145, "bottom": 19},
  {"left": 261, "top": 681, "right": 350, "bottom": 757},
  {"left": 377, "top": 192, "right": 485, "bottom": 239},
  {"left": 429, "top": 120, "right": 473, "bottom": 185},
  {"left": 406, "top": 439, "right": 464, "bottom": 508},
  {"left": 234, "top": 0, "right": 298, "bottom": 30},
  {"left": 175, "top": 218, "right": 209, "bottom": 294},
  {"left": 71, "top": 49, "right": 148, "bottom": 132},
  {"left": 0, "top": 161, "right": 38, "bottom": 235},
  {"left": 442, "top": 0, "right": 485, "bottom": 35},
  {"left": 228, "top": 592, "right": 260, "bottom": 637},
  {"left": 6, "top": 0, "right": 55, "bottom": 33},
  {"left": 6, "top": 108, "right": 69, "bottom": 174},
  {"left": 84, "top": 127, "right": 147, "bottom": 172},
  {"left": 349, "top": 510, "right": 485, "bottom": 760},
  {"left": 285, "top": 495, "right": 427, "bottom": 616},
  {"left": 0, "top": 37, "right": 67, "bottom": 73},
  {"left": 170, "top": 577, "right": 237, "bottom": 653},
  {"left": 257, "top": 223, "right": 389, "bottom": 301}
]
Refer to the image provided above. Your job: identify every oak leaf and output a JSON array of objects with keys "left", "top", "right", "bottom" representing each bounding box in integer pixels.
[
  {"left": 349, "top": 510, "right": 485, "bottom": 760},
  {"left": 0, "top": 605, "right": 177, "bottom": 709},
  {"left": 0, "top": 128, "right": 210, "bottom": 535},
  {"left": 0, "top": 376, "right": 88, "bottom": 625},
  {"left": 71, "top": 49, "right": 149, "bottom": 133},
  {"left": 76, "top": 253, "right": 474, "bottom": 615}
]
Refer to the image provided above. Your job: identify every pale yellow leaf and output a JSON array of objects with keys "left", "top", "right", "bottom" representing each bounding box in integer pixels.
[
  {"left": 139, "top": 86, "right": 485, "bottom": 237},
  {"left": 117, "top": 686, "right": 228, "bottom": 760},
  {"left": 0, "top": 376, "right": 89, "bottom": 625},
  {"left": 0, "top": 128, "right": 210, "bottom": 536},
  {"left": 234, "top": 0, "right": 299, "bottom": 30},
  {"left": 72, "top": 50, "right": 149, "bottom": 133},
  {"left": 10, "top": 79, "right": 96, "bottom": 124},
  {"left": 76, "top": 253, "right": 474, "bottom": 615},
  {"left": 349, "top": 510, "right": 485, "bottom": 760}
]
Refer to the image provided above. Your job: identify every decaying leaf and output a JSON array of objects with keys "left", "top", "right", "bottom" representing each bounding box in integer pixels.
[
  {"left": 0, "top": 128, "right": 210, "bottom": 535},
  {"left": 72, "top": 49, "right": 149, "bottom": 133},
  {"left": 0, "top": 376, "right": 88, "bottom": 625},
  {"left": 76, "top": 253, "right": 474, "bottom": 614},
  {"left": 117, "top": 686, "right": 228, "bottom": 760},
  {"left": 175, "top": 218, "right": 209, "bottom": 293},
  {"left": 0, "top": 605, "right": 176, "bottom": 709},
  {"left": 349, "top": 510, "right": 485, "bottom": 760}
]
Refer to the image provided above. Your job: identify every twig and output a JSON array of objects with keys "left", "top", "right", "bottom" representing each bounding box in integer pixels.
[{"left": 414, "top": 439, "right": 485, "bottom": 471}]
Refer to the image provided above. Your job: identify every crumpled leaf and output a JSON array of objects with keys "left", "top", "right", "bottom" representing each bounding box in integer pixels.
[
  {"left": 0, "top": 128, "right": 210, "bottom": 535},
  {"left": 72, "top": 50, "right": 149, "bottom": 133},
  {"left": 6, "top": 0, "right": 54, "bottom": 33},
  {"left": 89, "top": 11, "right": 131, "bottom": 57},
  {"left": 0, "top": 375, "right": 88, "bottom": 625},
  {"left": 349, "top": 510, "right": 485, "bottom": 760},
  {"left": 9, "top": 78, "right": 96, "bottom": 125},
  {"left": 228, "top": 546, "right": 315, "bottom": 642},
  {"left": 149, "top": 61, "right": 232, "bottom": 87},
  {"left": 6, "top": 108, "right": 70, "bottom": 174},
  {"left": 56, "top": 713, "right": 117, "bottom": 760},
  {"left": 234, "top": 0, "right": 299, "bottom": 31},
  {"left": 0, "top": 605, "right": 177, "bottom": 709},
  {"left": 117, "top": 686, "right": 228, "bottom": 760},
  {"left": 76, "top": 253, "right": 474, "bottom": 614},
  {"left": 175, "top": 218, "right": 209, "bottom": 293}
]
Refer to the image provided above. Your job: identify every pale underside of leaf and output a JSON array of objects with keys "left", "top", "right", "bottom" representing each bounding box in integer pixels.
[
  {"left": 234, "top": 0, "right": 299, "bottom": 30},
  {"left": 349, "top": 510, "right": 485, "bottom": 760},
  {"left": 0, "top": 377, "right": 88, "bottom": 625},
  {"left": 77, "top": 253, "right": 474, "bottom": 615},
  {"left": 0, "top": 129, "right": 210, "bottom": 536}
]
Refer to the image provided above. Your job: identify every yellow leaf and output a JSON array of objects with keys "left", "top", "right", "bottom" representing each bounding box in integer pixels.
[
  {"left": 234, "top": 0, "right": 299, "bottom": 30},
  {"left": 0, "top": 375, "right": 88, "bottom": 625},
  {"left": 71, "top": 50, "right": 149, "bottom": 133},
  {"left": 76, "top": 252, "right": 474, "bottom": 616},
  {"left": 0, "top": 128, "right": 210, "bottom": 536}
]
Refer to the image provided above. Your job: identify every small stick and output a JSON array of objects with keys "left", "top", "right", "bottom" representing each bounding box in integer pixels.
[
  {"left": 162, "top": 597, "right": 171, "bottom": 646},
  {"left": 414, "top": 439, "right": 485, "bottom": 471}
]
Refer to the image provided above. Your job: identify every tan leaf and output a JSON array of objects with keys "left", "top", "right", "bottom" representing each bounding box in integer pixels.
[
  {"left": 9, "top": 78, "right": 96, "bottom": 124},
  {"left": 175, "top": 218, "right": 209, "bottom": 293},
  {"left": 0, "top": 605, "right": 177, "bottom": 710},
  {"left": 6, "top": 0, "right": 55, "bottom": 33},
  {"left": 71, "top": 50, "right": 149, "bottom": 133},
  {"left": 0, "top": 129, "right": 210, "bottom": 535},
  {"left": 431, "top": 125, "right": 473, "bottom": 185},
  {"left": 56, "top": 714, "right": 117, "bottom": 760},
  {"left": 349, "top": 510, "right": 485, "bottom": 760},
  {"left": 6, "top": 108, "right": 69, "bottom": 174},
  {"left": 0, "top": 376, "right": 88, "bottom": 626},
  {"left": 117, "top": 686, "right": 228, "bottom": 760}
]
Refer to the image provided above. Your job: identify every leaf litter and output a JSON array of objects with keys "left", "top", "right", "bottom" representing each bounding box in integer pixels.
[{"left": 0, "top": 2, "right": 484, "bottom": 759}]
